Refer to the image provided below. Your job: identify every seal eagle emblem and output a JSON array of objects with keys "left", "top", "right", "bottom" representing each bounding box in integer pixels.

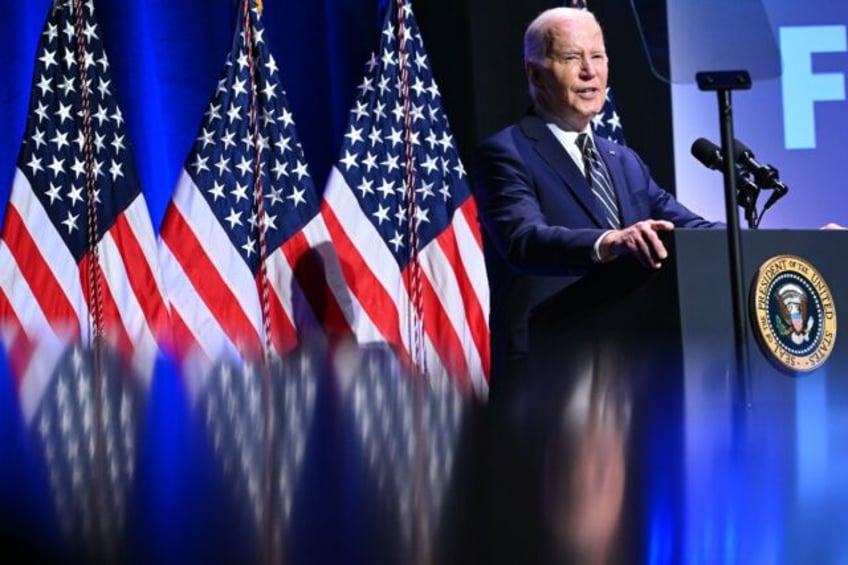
[{"left": 751, "top": 255, "right": 837, "bottom": 373}]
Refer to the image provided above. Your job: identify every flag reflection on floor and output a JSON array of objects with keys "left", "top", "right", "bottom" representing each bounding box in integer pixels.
[
  {"left": 334, "top": 340, "right": 468, "bottom": 563},
  {"left": 32, "top": 344, "right": 141, "bottom": 561}
]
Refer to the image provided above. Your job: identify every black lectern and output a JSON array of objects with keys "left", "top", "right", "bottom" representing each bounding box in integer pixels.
[{"left": 527, "top": 229, "right": 848, "bottom": 404}]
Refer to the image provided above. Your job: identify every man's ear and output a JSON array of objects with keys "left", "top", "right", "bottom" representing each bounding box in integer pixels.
[{"left": 527, "top": 61, "right": 545, "bottom": 92}]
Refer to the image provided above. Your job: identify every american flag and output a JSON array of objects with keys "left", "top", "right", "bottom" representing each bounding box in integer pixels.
[
  {"left": 568, "top": 0, "right": 626, "bottom": 145},
  {"left": 320, "top": 0, "right": 490, "bottom": 397},
  {"left": 0, "top": 0, "right": 168, "bottom": 421},
  {"left": 158, "top": 0, "right": 346, "bottom": 380}
]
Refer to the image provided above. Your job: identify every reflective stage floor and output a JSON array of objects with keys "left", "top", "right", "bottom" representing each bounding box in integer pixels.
[{"left": 2, "top": 341, "right": 847, "bottom": 564}]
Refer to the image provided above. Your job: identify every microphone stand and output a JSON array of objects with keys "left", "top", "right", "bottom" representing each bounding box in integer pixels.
[{"left": 696, "top": 70, "right": 752, "bottom": 406}]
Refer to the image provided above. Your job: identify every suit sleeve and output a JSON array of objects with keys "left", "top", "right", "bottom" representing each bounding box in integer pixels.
[
  {"left": 626, "top": 148, "right": 721, "bottom": 229},
  {"left": 472, "top": 134, "right": 607, "bottom": 276}
]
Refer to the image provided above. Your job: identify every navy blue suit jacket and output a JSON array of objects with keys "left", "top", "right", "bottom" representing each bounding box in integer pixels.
[{"left": 473, "top": 113, "right": 718, "bottom": 385}]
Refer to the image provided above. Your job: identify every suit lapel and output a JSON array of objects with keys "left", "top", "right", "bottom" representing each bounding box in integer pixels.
[{"left": 519, "top": 115, "right": 608, "bottom": 229}]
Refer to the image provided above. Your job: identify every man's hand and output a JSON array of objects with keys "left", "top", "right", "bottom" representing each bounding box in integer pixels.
[{"left": 598, "top": 220, "right": 674, "bottom": 269}]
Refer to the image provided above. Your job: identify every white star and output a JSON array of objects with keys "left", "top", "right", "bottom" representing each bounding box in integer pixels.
[
  {"left": 373, "top": 203, "right": 390, "bottom": 225},
  {"left": 199, "top": 128, "right": 215, "bottom": 148},
  {"left": 191, "top": 154, "right": 209, "bottom": 174},
  {"left": 59, "top": 75, "right": 75, "bottom": 96},
  {"left": 93, "top": 131, "right": 106, "bottom": 153},
  {"left": 83, "top": 21, "right": 98, "bottom": 42},
  {"left": 47, "top": 156, "right": 65, "bottom": 177},
  {"left": 266, "top": 54, "right": 279, "bottom": 75},
  {"left": 46, "top": 183, "right": 63, "bottom": 204},
  {"left": 67, "top": 185, "right": 84, "bottom": 207},
  {"left": 453, "top": 160, "right": 466, "bottom": 178},
  {"left": 219, "top": 130, "right": 235, "bottom": 150},
  {"left": 51, "top": 130, "right": 69, "bottom": 151},
  {"left": 98, "top": 53, "right": 109, "bottom": 73},
  {"left": 39, "top": 49, "right": 57, "bottom": 70},
  {"left": 208, "top": 181, "right": 225, "bottom": 201},
  {"left": 236, "top": 52, "right": 249, "bottom": 72},
  {"left": 112, "top": 107, "right": 124, "bottom": 128},
  {"left": 391, "top": 101, "right": 405, "bottom": 122},
  {"left": 377, "top": 179, "right": 395, "bottom": 199},
  {"left": 410, "top": 78, "right": 426, "bottom": 98},
  {"left": 31, "top": 128, "right": 46, "bottom": 150},
  {"left": 381, "top": 154, "right": 400, "bottom": 173},
  {"left": 340, "top": 150, "right": 358, "bottom": 171},
  {"left": 394, "top": 205, "right": 408, "bottom": 225},
  {"left": 266, "top": 186, "right": 284, "bottom": 205},
  {"left": 111, "top": 133, "right": 126, "bottom": 154},
  {"left": 357, "top": 76, "right": 375, "bottom": 96},
  {"left": 416, "top": 181, "right": 435, "bottom": 201},
  {"left": 34, "top": 101, "right": 49, "bottom": 123},
  {"left": 438, "top": 132, "right": 453, "bottom": 152},
  {"left": 205, "top": 103, "right": 221, "bottom": 123},
  {"left": 44, "top": 22, "right": 58, "bottom": 42},
  {"left": 262, "top": 81, "right": 277, "bottom": 101},
  {"left": 272, "top": 160, "right": 288, "bottom": 179},
  {"left": 278, "top": 108, "right": 294, "bottom": 128},
  {"left": 387, "top": 127, "right": 403, "bottom": 148},
  {"left": 110, "top": 159, "right": 124, "bottom": 181},
  {"left": 607, "top": 111, "right": 622, "bottom": 132},
  {"left": 225, "top": 208, "right": 242, "bottom": 229},
  {"left": 374, "top": 101, "right": 387, "bottom": 120},
  {"left": 214, "top": 155, "right": 231, "bottom": 176},
  {"left": 389, "top": 231, "right": 404, "bottom": 252},
  {"left": 381, "top": 48, "right": 397, "bottom": 68},
  {"left": 262, "top": 212, "right": 277, "bottom": 231},
  {"left": 26, "top": 154, "right": 43, "bottom": 176},
  {"left": 368, "top": 126, "right": 382, "bottom": 147},
  {"left": 275, "top": 135, "right": 291, "bottom": 154},
  {"left": 439, "top": 183, "right": 451, "bottom": 201},
  {"left": 591, "top": 112, "right": 604, "bottom": 129},
  {"left": 36, "top": 74, "right": 52, "bottom": 97},
  {"left": 97, "top": 77, "right": 111, "bottom": 97},
  {"left": 362, "top": 152, "right": 378, "bottom": 172},
  {"left": 232, "top": 77, "right": 247, "bottom": 97},
  {"left": 288, "top": 186, "right": 306, "bottom": 207},
  {"left": 351, "top": 101, "right": 368, "bottom": 121},
  {"left": 231, "top": 182, "right": 248, "bottom": 203},
  {"left": 56, "top": 102, "right": 73, "bottom": 125},
  {"left": 345, "top": 126, "right": 364, "bottom": 145},
  {"left": 421, "top": 155, "right": 439, "bottom": 175},
  {"left": 414, "top": 206, "right": 430, "bottom": 224},
  {"left": 414, "top": 52, "right": 428, "bottom": 71},
  {"left": 357, "top": 178, "right": 375, "bottom": 197},
  {"left": 236, "top": 156, "right": 253, "bottom": 177},
  {"left": 61, "top": 211, "right": 79, "bottom": 234},
  {"left": 241, "top": 237, "right": 256, "bottom": 258},
  {"left": 227, "top": 102, "right": 242, "bottom": 123},
  {"left": 293, "top": 160, "right": 309, "bottom": 180},
  {"left": 377, "top": 75, "right": 391, "bottom": 96}
]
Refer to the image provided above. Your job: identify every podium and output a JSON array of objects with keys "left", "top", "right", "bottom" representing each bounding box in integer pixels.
[{"left": 527, "top": 229, "right": 848, "bottom": 398}]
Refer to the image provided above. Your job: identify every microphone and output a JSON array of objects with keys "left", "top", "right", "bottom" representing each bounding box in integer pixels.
[
  {"left": 761, "top": 182, "right": 788, "bottom": 211},
  {"left": 690, "top": 137, "right": 724, "bottom": 171},
  {"left": 690, "top": 137, "right": 759, "bottom": 194},
  {"left": 732, "top": 138, "right": 789, "bottom": 193}
]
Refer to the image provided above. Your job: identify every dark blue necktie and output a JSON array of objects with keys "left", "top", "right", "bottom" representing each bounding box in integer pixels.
[{"left": 577, "top": 133, "right": 620, "bottom": 229}]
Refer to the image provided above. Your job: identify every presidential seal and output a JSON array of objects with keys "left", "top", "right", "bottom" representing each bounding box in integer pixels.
[{"left": 751, "top": 255, "right": 837, "bottom": 373}]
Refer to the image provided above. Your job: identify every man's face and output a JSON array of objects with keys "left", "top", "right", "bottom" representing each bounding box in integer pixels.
[{"left": 530, "top": 17, "right": 608, "bottom": 131}]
